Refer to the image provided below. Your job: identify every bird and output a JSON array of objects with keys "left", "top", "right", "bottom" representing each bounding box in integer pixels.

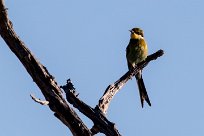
[{"left": 126, "top": 27, "right": 151, "bottom": 107}]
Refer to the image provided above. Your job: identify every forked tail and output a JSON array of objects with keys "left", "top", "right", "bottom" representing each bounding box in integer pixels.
[{"left": 136, "top": 75, "right": 151, "bottom": 107}]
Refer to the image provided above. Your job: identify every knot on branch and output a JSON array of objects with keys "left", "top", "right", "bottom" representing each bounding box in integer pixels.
[{"left": 60, "top": 79, "right": 79, "bottom": 97}]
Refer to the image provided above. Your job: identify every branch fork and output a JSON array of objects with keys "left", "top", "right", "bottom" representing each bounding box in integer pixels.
[{"left": 0, "top": 0, "right": 164, "bottom": 135}]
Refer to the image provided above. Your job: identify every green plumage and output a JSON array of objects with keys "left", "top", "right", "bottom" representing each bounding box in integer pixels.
[
  {"left": 126, "top": 38, "right": 147, "bottom": 68},
  {"left": 126, "top": 28, "right": 151, "bottom": 107}
]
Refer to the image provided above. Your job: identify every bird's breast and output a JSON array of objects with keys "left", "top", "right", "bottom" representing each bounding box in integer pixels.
[{"left": 126, "top": 38, "right": 148, "bottom": 66}]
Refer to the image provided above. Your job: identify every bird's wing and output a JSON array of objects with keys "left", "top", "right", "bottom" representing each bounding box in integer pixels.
[{"left": 126, "top": 43, "right": 133, "bottom": 70}]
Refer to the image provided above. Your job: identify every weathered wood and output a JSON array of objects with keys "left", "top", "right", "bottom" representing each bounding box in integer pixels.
[
  {"left": 0, "top": 1, "right": 92, "bottom": 135},
  {"left": 98, "top": 50, "right": 164, "bottom": 114},
  {"left": 61, "top": 79, "right": 122, "bottom": 136},
  {"left": 0, "top": 0, "right": 164, "bottom": 135}
]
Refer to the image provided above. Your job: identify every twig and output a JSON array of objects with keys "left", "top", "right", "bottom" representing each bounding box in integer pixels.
[{"left": 30, "top": 94, "right": 49, "bottom": 105}]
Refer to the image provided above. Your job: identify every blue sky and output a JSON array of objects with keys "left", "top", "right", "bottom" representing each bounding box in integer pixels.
[{"left": 1, "top": 0, "right": 204, "bottom": 135}]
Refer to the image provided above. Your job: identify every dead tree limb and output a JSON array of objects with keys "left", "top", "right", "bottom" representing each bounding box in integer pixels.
[
  {"left": 0, "top": 1, "right": 91, "bottom": 135},
  {"left": 60, "top": 50, "right": 164, "bottom": 135},
  {"left": 0, "top": 1, "right": 124, "bottom": 135},
  {"left": 98, "top": 50, "right": 164, "bottom": 114},
  {"left": 61, "top": 80, "right": 121, "bottom": 136},
  {"left": 0, "top": 0, "right": 164, "bottom": 135}
]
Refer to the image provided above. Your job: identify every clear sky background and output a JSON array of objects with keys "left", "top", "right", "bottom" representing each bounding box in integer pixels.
[{"left": 0, "top": 0, "right": 204, "bottom": 136}]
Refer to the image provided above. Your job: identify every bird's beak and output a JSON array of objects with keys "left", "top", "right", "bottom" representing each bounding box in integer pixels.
[{"left": 129, "top": 30, "right": 134, "bottom": 34}]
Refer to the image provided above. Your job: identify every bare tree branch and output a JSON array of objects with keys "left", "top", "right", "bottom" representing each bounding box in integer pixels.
[
  {"left": 60, "top": 50, "right": 164, "bottom": 135},
  {"left": 0, "top": 0, "right": 164, "bottom": 135},
  {"left": 0, "top": 1, "right": 92, "bottom": 135},
  {"left": 98, "top": 50, "right": 164, "bottom": 114},
  {"left": 61, "top": 79, "right": 121, "bottom": 136}
]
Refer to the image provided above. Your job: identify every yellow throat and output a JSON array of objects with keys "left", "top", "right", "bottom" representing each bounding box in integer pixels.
[{"left": 131, "top": 33, "right": 143, "bottom": 39}]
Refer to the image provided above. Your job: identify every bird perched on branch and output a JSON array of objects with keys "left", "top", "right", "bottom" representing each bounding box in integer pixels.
[{"left": 126, "top": 27, "right": 151, "bottom": 107}]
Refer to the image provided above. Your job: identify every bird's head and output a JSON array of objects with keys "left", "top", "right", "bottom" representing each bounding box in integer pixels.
[{"left": 129, "top": 28, "right": 144, "bottom": 39}]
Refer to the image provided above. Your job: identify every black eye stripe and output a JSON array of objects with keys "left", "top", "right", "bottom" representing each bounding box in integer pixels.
[{"left": 131, "top": 28, "right": 144, "bottom": 37}]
